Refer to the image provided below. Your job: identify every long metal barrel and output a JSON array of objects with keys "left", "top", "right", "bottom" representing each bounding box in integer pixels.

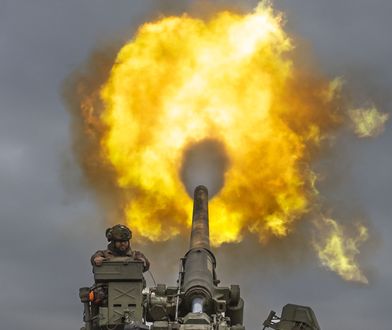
[
  {"left": 190, "top": 185, "right": 210, "bottom": 250},
  {"left": 183, "top": 185, "right": 216, "bottom": 313}
]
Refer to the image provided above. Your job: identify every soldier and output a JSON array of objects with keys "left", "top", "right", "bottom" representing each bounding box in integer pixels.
[{"left": 91, "top": 224, "right": 150, "bottom": 272}]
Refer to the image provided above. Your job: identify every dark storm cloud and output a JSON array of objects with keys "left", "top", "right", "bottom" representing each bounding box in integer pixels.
[{"left": 1, "top": 1, "right": 391, "bottom": 330}]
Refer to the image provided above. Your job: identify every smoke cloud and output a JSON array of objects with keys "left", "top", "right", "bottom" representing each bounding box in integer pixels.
[
  {"left": 62, "top": 46, "right": 127, "bottom": 223},
  {"left": 180, "top": 139, "right": 230, "bottom": 198}
]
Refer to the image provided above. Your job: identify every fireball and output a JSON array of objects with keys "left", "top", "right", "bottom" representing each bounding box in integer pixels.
[{"left": 67, "top": 2, "right": 377, "bottom": 283}]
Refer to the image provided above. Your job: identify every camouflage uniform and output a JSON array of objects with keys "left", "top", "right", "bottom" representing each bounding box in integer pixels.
[
  {"left": 90, "top": 243, "right": 150, "bottom": 272},
  {"left": 89, "top": 225, "right": 150, "bottom": 307}
]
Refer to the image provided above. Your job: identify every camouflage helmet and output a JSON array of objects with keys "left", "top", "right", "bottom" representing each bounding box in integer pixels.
[{"left": 105, "top": 224, "right": 132, "bottom": 242}]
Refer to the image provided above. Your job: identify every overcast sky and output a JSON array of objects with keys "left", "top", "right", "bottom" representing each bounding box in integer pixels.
[{"left": 0, "top": 1, "right": 391, "bottom": 329}]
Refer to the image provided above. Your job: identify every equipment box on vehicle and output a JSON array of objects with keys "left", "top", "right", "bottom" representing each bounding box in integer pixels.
[{"left": 93, "top": 258, "right": 144, "bottom": 282}]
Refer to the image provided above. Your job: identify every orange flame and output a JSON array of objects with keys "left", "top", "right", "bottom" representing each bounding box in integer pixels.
[{"left": 100, "top": 3, "right": 341, "bottom": 244}]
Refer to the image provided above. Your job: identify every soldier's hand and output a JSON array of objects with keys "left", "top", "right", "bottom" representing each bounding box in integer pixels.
[
  {"left": 134, "top": 251, "right": 141, "bottom": 259},
  {"left": 134, "top": 252, "right": 146, "bottom": 265},
  {"left": 94, "top": 256, "right": 105, "bottom": 266}
]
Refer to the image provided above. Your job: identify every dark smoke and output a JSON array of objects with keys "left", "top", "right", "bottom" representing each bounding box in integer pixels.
[
  {"left": 180, "top": 139, "right": 230, "bottom": 198},
  {"left": 61, "top": 45, "right": 127, "bottom": 223}
]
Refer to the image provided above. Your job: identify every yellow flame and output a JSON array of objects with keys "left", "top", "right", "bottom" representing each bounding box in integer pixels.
[
  {"left": 322, "top": 77, "right": 344, "bottom": 103},
  {"left": 349, "top": 106, "right": 389, "bottom": 138},
  {"left": 313, "top": 217, "right": 369, "bottom": 283},
  {"left": 99, "top": 3, "right": 343, "bottom": 245}
]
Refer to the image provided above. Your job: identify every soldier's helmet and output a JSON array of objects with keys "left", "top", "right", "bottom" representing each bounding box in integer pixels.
[{"left": 106, "top": 224, "right": 132, "bottom": 242}]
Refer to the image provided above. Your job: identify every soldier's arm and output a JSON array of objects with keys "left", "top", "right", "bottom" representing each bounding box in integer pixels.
[
  {"left": 133, "top": 250, "right": 150, "bottom": 272},
  {"left": 91, "top": 250, "right": 105, "bottom": 266}
]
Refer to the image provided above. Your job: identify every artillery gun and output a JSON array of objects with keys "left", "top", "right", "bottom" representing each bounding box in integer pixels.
[{"left": 79, "top": 185, "right": 320, "bottom": 330}]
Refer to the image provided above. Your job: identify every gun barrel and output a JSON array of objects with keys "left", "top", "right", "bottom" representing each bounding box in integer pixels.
[
  {"left": 182, "top": 186, "right": 216, "bottom": 312},
  {"left": 190, "top": 185, "right": 210, "bottom": 250}
]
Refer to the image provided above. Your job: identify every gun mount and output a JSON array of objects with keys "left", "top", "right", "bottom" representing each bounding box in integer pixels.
[
  {"left": 146, "top": 185, "right": 245, "bottom": 329},
  {"left": 79, "top": 185, "right": 321, "bottom": 330}
]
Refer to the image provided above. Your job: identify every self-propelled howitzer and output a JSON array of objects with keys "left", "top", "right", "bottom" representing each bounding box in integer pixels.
[
  {"left": 79, "top": 185, "right": 320, "bottom": 330},
  {"left": 146, "top": 185, "right": 245, "bottom": 329}
]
